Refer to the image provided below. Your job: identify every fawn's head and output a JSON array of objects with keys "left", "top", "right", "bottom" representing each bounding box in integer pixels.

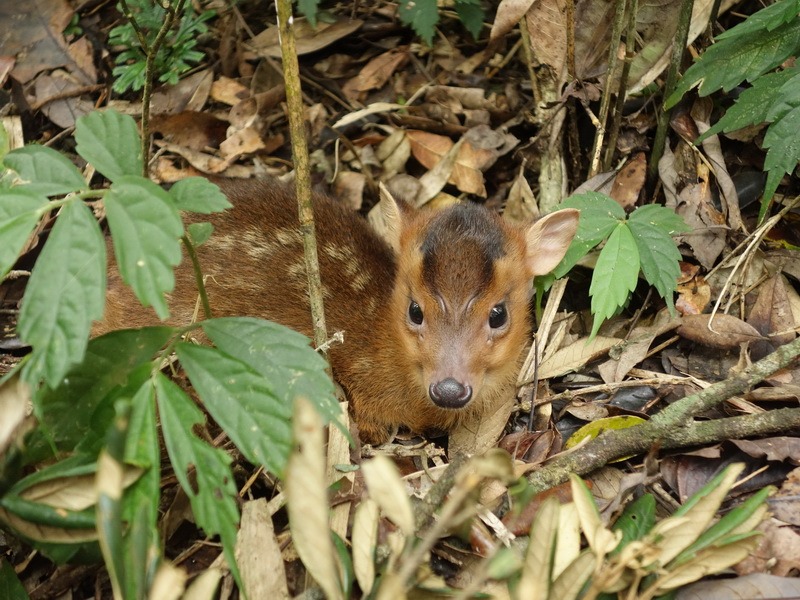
[{"left": 379, "top": 186, "right": 579, "bottom": 411}]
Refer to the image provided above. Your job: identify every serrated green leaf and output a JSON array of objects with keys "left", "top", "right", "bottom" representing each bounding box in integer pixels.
[
  {"left": 454, "top": 0, "right": 484, "bottom": 39},
  {"left": 398, "top": 0, "right": 439, "bottom": 44},
  {"left": 0, "top": 189, "right": 48, "bottom": 279},
  {"left": 201, "top": 317, "right": 342, "bottom": 433},
  {"left": 699, "top": 68, "right": 799, "bottom": 141},
  {"left": 175, "top": 342, "right": 293, "bottom": 476},
  {"left": 554, "top": 192, "right": 625, "bottom": 278},
  {"left": 612, "top": 494, "right": 656, "bottom": 553},
  {"left": 667, "top": 18, "right": 800, "bottom": 107},
  {"left": 31, "top": 328, "right": 172, "bottom": 457},
  {"left": 19, "top": 200, "right": 106, "bottom": 388},
  {"left": 168, "top": 177, "right": 231, "bottom": 214},
  {"left": 766, "top": 67, "right": 800, "bottom": 121},
  {"left": 75, "top": 110, "right": 142, "bottom": 181},
  {"left": 104, "top": 176, "right": 183, "bottom": 320},
  {"left": 715, "top": 0, "right": 800, "bottom": 40},
  {"left": 154, "top": 372, "right": 241, "bottom": 586},
  {"left": 4, "top": 146, "right": 88, "bottom": 196},
  {"left": 763, "top": 104, "right": 800, "bottom": 201},
  {"left": 589, "top": 223, "right": 640, "bottom": 338},
  {"left": 628, "top": 206, "right": 685, "bottom": 312}
]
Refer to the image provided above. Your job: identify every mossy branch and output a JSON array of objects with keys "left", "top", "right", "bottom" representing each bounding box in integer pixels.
[{"left": 527, "top": 336, "right": 800, "bottom": 494}]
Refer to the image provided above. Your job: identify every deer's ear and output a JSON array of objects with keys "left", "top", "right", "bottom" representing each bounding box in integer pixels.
[
  {"left": 524, "top": 209, "right": 580, "bottom": 276},
  {"left": 372, "top": 183, "right": 413, "bottom": 252}
]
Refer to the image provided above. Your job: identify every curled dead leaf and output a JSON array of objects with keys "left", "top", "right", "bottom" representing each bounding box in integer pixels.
[{"left": 677, "top": 314, "right": 764, "bottom": 350}]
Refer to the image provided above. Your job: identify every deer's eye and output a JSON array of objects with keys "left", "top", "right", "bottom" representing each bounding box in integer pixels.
[
  {"left": 408, "top": 301, "right": 424, "bottom": 325},
  {"left": 489, "top": 303, "right": 508, "bottom": 329}
]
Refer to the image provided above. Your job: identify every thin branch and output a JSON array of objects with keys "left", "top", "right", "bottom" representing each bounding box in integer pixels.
[
  {"left": 527, "top": 335, "right": 800, "bottom": 494},
  {"left": 274, "top": 0, "right": 329, "bottom": 358}
]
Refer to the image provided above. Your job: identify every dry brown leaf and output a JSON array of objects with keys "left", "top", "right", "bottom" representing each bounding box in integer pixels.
[
  {"left": 597, "top": 314, "right": 681, "bottom": 383},
  {"left": 150, "top": 111, "right": 229, "bottom": 151},
  {"left": 609, "top": 152, "right": 646, "bottom": 210},
  {"left": 676, "top": 262, "right": 711, "bottom": 315},
  {"left": 251, "top": 17, "right": 363, "bottom": 58},
  {"left": 150, "top": 70, "right": 214, "bottom": 115},
  {"left": 677, "top": 313, "right": 764, "bottom": 350},
  {"left": 538, "top": 336, "right": 621, "bottom": 379},
  {"left": 236, "top": 499, "right": 289, "bottom": 600},
  {"left": 210, "top": 76, "right": 250, "bottom": 106},
  {"left": 219, "top": 127, "right": 266, "bottom": 159},
  {"left": 449, "top": 393, "right": 515, "bottom": 457},
  {"left": 342, "top": 48, "right": 408, "bottom": 101},
  {"left": 333, "top": 171, "right": 366, "bottom": 210},
  {"left": 748, "top": 274, "right": 797, "bottom": 346}
]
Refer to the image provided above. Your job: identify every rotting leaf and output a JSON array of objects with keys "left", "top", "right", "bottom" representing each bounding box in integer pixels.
[{"left": 677, "top": 313, "right": 764, "bottom": 350}]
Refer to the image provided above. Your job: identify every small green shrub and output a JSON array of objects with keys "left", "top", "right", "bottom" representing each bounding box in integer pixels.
[
  {"left": 666, "top": 0, "right": 800, "bottom": 219},
  {"left": 109, "top": 0, "right": 215, "bottom": 93},
  {"left": 0, "top": 110, "right": 341, "bottom": 596},
  {"left": 546, "top": 192, "right": 689, "bottom": 338}
]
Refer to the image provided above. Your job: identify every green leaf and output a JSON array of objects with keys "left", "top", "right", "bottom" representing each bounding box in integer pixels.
[
  {"left": 0, "top": 558, "right": 29, "bottom": 600},
  {"left": 104, "top": 176, "right": 183, "bottom": 320},
  {"left": 297, "top": 0, "right": 322, "bottom": 26},
  {"left": 554, "top": 192, "right": 625, "bottom": 278},
  {"left": 201, "top": 317, "right": 342, "bottom": 433},
  {"left": 763, "top": 104, "right": 800, "bottom": 201},
  {"left": 176, "top": 342, "right": 293, "bottom": 476},
  {"left": 122, "top": 380, "right": 160, "bottom": 600},
  {"left": 589, "top": 223, "right": 640, "bottom": 338},
  {"left": 398, "top": 0, "right": 439, "bottom": 44},
  {"left": 628, "top": 205, "right": 686, "bottom": 312},
  {"left": 155, "top": 373, "right": 241, "bottom": 586},
  {"left": 667, "top": 17, "right": 800, "bottom": 107},
  {"left": 715, "top": 0, "right": 800, "bottom": 40},
  {"left": 187, "top": 222, "right": 213, "bottom": 246},
  {"left": 612, "top": 494, "right": 656, "bottom": 553},
  {"left": 454, "top": 0, "right": 484, "bottom": 39},
  {"left": 765, "top": 67, "right": 800, "bottom": 121},
  {"left": 672, "top": 486, "right": 771, "bottom": 565},
  {"left": 698, "top": 68, "right": 799, "bottom": 141},
  {"left": 4, "top": 146, "right": 88, "bottom": 196},
  {"left": 168, "top": 177, "right": 231, "bottom": 214},
  {"left": 0, "top": 188, "right": 48, "bottom": 279},
  {"left": 18, "top": 200, "right": 107, "bottom": 388},
  {"left": 31, "top": 328, "right": 172, "bottom": 457},
  {"left": 75, "top": 110, "right": 142, "bottom": 181}
]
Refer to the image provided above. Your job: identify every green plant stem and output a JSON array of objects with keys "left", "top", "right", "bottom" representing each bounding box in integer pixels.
[
  {"left": 275, "top": 0, "right": 329, "bottom": 359},
  {"left": 527, "top": 334, "right": 800, "bottom": 494},
  {"left": 181, "top": 234, "right": 212, "bottom": 320},
  {"left": 647, "top": 0, "right": 694, "bottom": 194},
  {"left": 136, "top": 0, "right": 187, "bottom": 177},
  {"left": 589, "top": 0, "right": 628, "bottom": 177}
]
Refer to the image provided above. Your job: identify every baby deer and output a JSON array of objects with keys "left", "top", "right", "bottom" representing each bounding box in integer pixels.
[{"left": 94, "top": 178, "right": 579, "bottom": 445}]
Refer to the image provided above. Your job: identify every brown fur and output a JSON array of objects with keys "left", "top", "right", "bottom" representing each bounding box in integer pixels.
[{"left": 94, "top": 178, "right": 579, "bottom": 445}]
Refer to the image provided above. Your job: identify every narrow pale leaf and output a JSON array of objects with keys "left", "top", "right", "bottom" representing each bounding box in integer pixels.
[
  {"left": 550, "top": 551, "right": 595, "bottom": 600},
  {"left": 518, "top": 496, "right": 559, "bottom": 599},
  {"left": 352, "top": 498, "right": 379, "bottom": 596},
  {"left": 361, "top": 455, "right": 415, "bottom": 537},
  {"left": 285, "top": 397, "right": 343, "bottom": 600},
  {"left": 653, "top": 463, "right": 745, "bottom": 564}
]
